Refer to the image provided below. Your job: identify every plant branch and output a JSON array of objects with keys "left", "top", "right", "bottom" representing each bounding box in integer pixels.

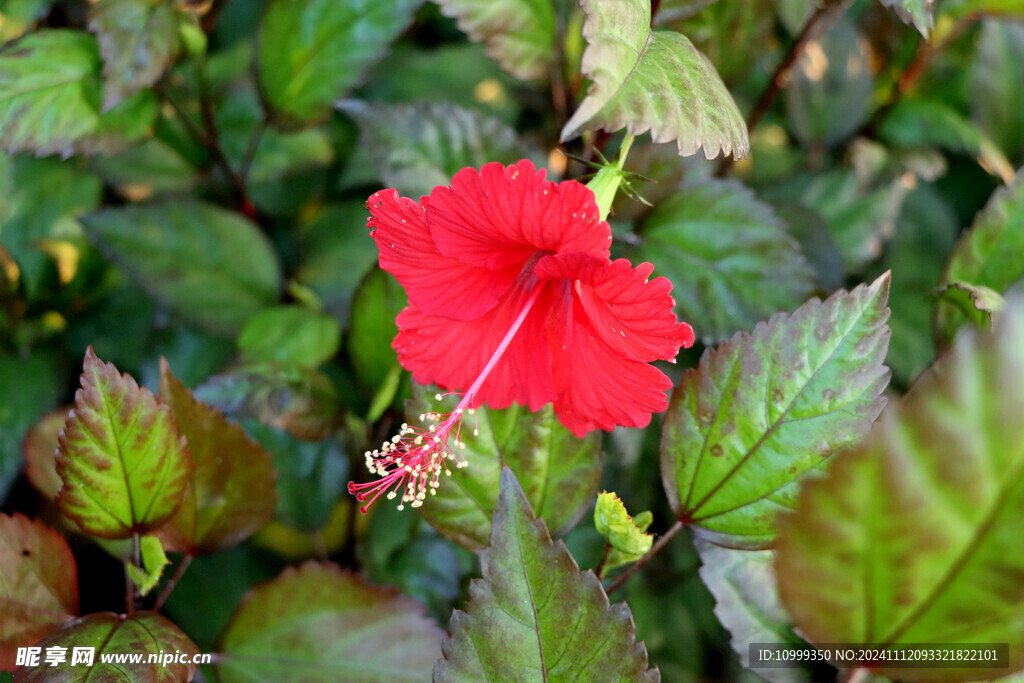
[
  {"left": 124, "top": 533, "right": 140, "bottom": 616},
  {"left": 605, "top": 519, "right": 685, "bottom": 595},
  {"left": 153, "top": 554, "right": 193, "bottom": 612},
  {"left": 594, "top": 544, "right": 612, "bottom": 579}
]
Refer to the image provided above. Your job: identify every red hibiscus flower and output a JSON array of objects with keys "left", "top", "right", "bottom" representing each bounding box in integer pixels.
[{"left": 349, "top": 160, "right": 694, "bottom": 512}]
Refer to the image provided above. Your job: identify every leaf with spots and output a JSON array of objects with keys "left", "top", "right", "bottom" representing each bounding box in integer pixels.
[
  {"left": 403, "top": 383, "right": 602, "bottom": 551},
  {"left": 56, "top": 348, "right": 192, "bottom": 539},
  {"left": 560, "top": 0, "right": 748, "bottom": 158},
  {"left": 218, "top": 562, "right": 444, "bottom": 682},
  {"left": 776, "top": 291, "right": 1024, "bottom": 681},
  {"left": 435, "top": 468, "right": 659, "bottom": 681},
  {"left": 660, "top": 273, "right": 891, "bottom": 548},
  {"left": 0, "top": 513, "right": 78, "bottom": 671},
  {"left": 15, "top": 612, "right": 199, "bottom": 682}
]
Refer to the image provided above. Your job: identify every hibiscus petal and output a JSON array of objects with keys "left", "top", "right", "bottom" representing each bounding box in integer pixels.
[
  {"left": 535, "top": 254, "right": 695, "bottom": 362},
  {"left": 368, "top": 189, "right": 518, "bottom": 321},
  {"left": 394, "top": 282, "right": 558, "bottom": 412},
  {"left": 426, "top": 160, "right": 612, "bottom": 270}
]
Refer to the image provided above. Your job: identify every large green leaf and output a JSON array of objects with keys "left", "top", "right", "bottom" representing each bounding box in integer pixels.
[
  {"left": 878, "top": 0, "right": 934, "bottom": 38},
  {"left": 56, "top": 348, "right": 191, "bottom": 539},
  {"left": 0, "top": 30, "right": 157, "bottom": 156},
  {"left": 0, "top": 513, "right": 77, "bottom": 670},
  {"left": 560, "top": 0, "right": 748, "bottom": 159},
  {"left": 218, "top": 562, "right": 444, "bottom": 682},
  {"left": 238, "top": 305, "right": 340, "bottom": 369},
  {"left": 435, "top": 468, "right": 658, "bottom": 681},
  {"left": 934, "top": 171, "right": 1024, "bottom": 348},
  {"left": 256, "top": 0, "right": 424, "bottom": 128},
  {"left": 88, "top": 0, "right": 182, "bottom": 109},
  {"left": 435, "top": 0, "right": 555, "bottom": 80},
  {"left": 339, "top": 100, "right": 528, "bottom": 199},
  {"left": 156, "top": 360, "right": 277, "bottom": 555},
  {"left": 403, "top": 384, "right": 602, "bottom": 551},
  {"left": 660, "top": 274, "right": 891, "bottom": 548},
  {"left": 880, "top": 98, "right": 1015, "bottom": 184},
  {"left": 635, "top": 178, "right": 816, "bottom": 344},
  {"left": 82, "top": 200, "right": 282, "bottom": 335},
  {"left": 695, "top": 540, "right": 809, "bottom": 683},
  {"left": 348, "top": 268, "right": 407, "bottom": 391},
  {"left": 0, "top": 352, "right": 62, "bottom": 500},
  {"left": 775, "top": 292, "right": 1024, "bottom": 682},
  {"left": 15, "top": 612, "right": 199, "bottom": 682}
]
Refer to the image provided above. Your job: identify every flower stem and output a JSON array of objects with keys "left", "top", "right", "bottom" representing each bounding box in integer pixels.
[{"left": 605, "top": 519, "right": 685, "bottom": 595}]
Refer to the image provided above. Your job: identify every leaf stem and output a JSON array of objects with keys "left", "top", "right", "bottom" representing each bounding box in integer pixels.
[
  {"left": 153, "top": 554, "right": 193, "bottom": 612},
  {"left": 125, "top": 533, "right": 141, "bottom": 616},
  {"left": 605, "top": 519, "right": 685, "bottom": 595},
  {"left": 594, "top": 544, "right": 612, "bottom": 579}
]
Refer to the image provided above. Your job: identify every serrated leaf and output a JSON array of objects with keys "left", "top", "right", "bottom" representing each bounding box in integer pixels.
[
  {"left": 560, "top": 0, "right": 748, "bottom": 159},
  {"left": 218, "top": 562, "right": 444, "bottom": 682},
  {"left": 193, "top": 362, "right": 341, "bottom": 441},
  {"left": 82, "top": 199, "right": 282, "bottom": 335},
  {"left": 776, "top": 292, "right": 1024, "bottom": 682},
  {"left": 56, "top": 348, "right": 191, "bottom": 539},
  {"left": 125, "top": 535, "right": 168, "bottom": 597},
  {"left": 0, "top": 30, "right": 157, "bottom": 156},
  {"left": 594, "top": 492, "right": 654, "bottom": 573},
  {"left": 256, "top": 0, "right": 424, "bottom": 128},
  {"left": 0, "top": 513, "right": 77, "bottom": 671},
  {"left": 339, "top": 100, "right": 527, "bottom": 199},
  {"left": 435, "top": 0, "right": 555, "bottom": 80},
  {"left": 670, "top": 0, "right": 775, "bottom": 83},
  {"left": 405, "top": 384, "right": 602, "bottom": 551},
  {"left": 435, "top": 468, "right": 658, "bottom": 681},
  {"left": 660, "top": 274, "right": 891, "bottom": 548},
  {"left": 878, "top": 0, "right": 934, "bottom": 39},
  {"left": 934, "top": 281, "right": 1005, "bottom": 331},
  {"left": 636, "top": 178, "right": 816, "bottom": 344},
  {"left": 238, "top": 306, "right": 341, "bottom": 369},
  {"left": 934, "top": 172, "right": 1024, "bottom": 348},
  {"left": 155, "top": 360, "right": 277, "bottom": 554},
  {"left": 14, "top": 612, "right": 199, "bottom": 682},
  {"left": 695, "top": 540, "right": 809, "bottom": 683},
  {"left": 88, "top": 0, "right": 182, "bottom": 110},
  {"left": 880, "top": 98, "right": 1015, "bottom": 184}
]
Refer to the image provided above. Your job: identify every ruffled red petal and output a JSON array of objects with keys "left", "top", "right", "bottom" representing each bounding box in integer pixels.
[
  {"left": 367, "top": 189, "right": 519, "bottom": 321},
  {"left": 426, "top": 160, "right": 612, "bottom": 271},
  {"left": 393, "top": 281, "right": 558, "bottom": 413}
]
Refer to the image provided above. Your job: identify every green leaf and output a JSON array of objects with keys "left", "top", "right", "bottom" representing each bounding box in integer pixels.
[
  {"left": 15, "top": 612, "right": 200, "bottom": 682},
  {"left": 695, "top": 540, "right": 809, "bottom": 683},
  {"left": 0, "top": 351, "right": 62, "bottom": 500},
  {"left": 405, "top": 384, "right": 603, "bottom": 551},
  {"left": 775, "top": 292, "right": 1024, "bottom": 681},
  {"left": 670, "top": 0, "right": 776, "bottom": 83},
  {"left": 348, "top": 268, "right": 407, "bottom": 391},
  {"left": 238, "top": 306, "right": 341, "bottom": 369},
  {"left": 878, "top": 0, "right": 934, "bottom": 39},
  {"left": 88, "top": 0, "right": 182, "bottom": 109},
  {"left": 939, "top": 0, "right": 1024, "bottom": 21},
  {"left": 594, "top": 492, "right": 654, "bottom": 573},
  {"left": 0, "top": 0, "right": 56, "bottom": 41},
  {"left": 934, "top": 281, "right": 1005, "bottom": 331},
  {"left": 0, "top": 30, "right": 157, "bottom": 156},
  {"left": 880, "top": 98, "right": 1015, "bottom": 184},
  {"left": 661, "top": 274, "right": 891, "bottom": 548},
  {"left": 435, "top": 0, "right": 555, "bottom": 80},
  {"left": 934, "top": 172, "right": 1024, "bottom": 347},
  {"left": 125, "top": 535, "right": 168, "bottom": 597},
  {"left": 91, "top": 137, "right": 200, "bottom": 194},
  {"left": 972, "top": 20, "right": 1024, "bottom": 161},
  {"left": 82, "top": 199, "right": 282, "bottom": 335},
  {"left": 784, "top": 16, "right": 874, "bottom": 148},
  {"left": 193, "top": 362, "right": 340, "bottom": 442},
  {"left": 560, "top": 0, "right": 748, "bottom": 159},
  {"left": 218, "top": 562, "right": 444, "bottom": 682},
  {"left": 256, "top": 0, "right": 424, "bottom": 128},
  {"left": 56, "top": 348, "right": 191, "bottom": 539},
  {"left": 435, "top": 468, "right": 658, "bottom": 681},
  {"left": 156, "top": 360, "right": 277, "bottom": 554},
  {"left": 293, "top": 203, "right": 379, "bottom": 325},
  {"left": 0, "top": 513, "right": 77, "bottom": 671},
  {"left": 339, "top": 99, "right": 528, "bottom": 199},
  {"left": 635, "top": 178, "right": 816, "bottom": 344}
]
